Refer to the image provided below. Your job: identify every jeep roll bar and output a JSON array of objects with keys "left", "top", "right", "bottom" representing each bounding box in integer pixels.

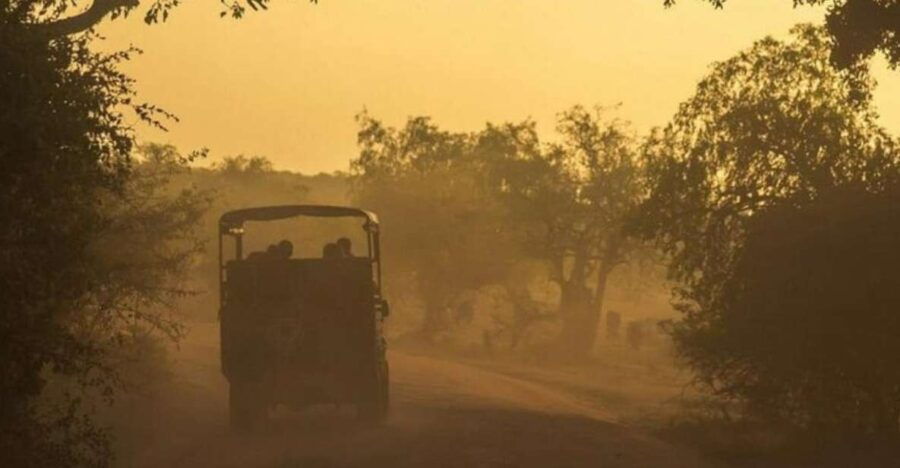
[
  {"left": 218, "top": 205, "right": 383, "bottom": 305},
  {"left": 220, "top": 205, "right": 379, "bottom": 227}
]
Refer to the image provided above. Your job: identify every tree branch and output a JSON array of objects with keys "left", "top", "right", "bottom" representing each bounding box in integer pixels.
[{"left": 28, "top": 0, "right": 140, "bottom": 38}]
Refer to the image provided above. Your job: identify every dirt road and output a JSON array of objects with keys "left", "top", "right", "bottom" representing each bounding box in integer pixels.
[{"left": 119, "top": 324, "right": 712, "bottom": 468}]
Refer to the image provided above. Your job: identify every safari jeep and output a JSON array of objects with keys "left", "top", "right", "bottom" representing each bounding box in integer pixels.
[{"left": 218, "top": 205, "right": 389, "bottom": 430}]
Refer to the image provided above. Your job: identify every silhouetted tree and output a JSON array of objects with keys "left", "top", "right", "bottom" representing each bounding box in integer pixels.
[
  {"left": 0, "top": 13, "right": 208, "bottom": 462},
  {"left": 354, "top": 109, "right": 647, "bottom": 357},
  {"left": 665, "top": 0, "right": 900, "bottom": 68},
  {"left": 710, "top": 185, "right": 900, "bottom": 438},
  {"left": 488, "top": 106, "right": 645, "bottom": 358},
  {"left": 12, "top": 0, "right": 319, "bottom": 38},
  {"left": 352, "top": 113, "right": 522, "bottom": 339},
  {"left": 641, "top": 25, "right": 900, "bottom": 437},
  {"left": 4, "top": 0, "right": 322, "bottom": 463}
]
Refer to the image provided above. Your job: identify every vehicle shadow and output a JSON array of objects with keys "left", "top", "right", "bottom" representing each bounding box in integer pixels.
[{"left": 210, "top": 404, "right": 712, "bottom": 468}]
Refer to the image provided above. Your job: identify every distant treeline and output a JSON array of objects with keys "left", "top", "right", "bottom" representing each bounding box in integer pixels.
[{"left": 151, "top": 146, "right": 672, "bottom": 350}]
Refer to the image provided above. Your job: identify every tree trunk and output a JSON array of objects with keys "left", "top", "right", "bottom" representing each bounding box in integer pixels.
[
  {"left": 556, "top": 231, "right": 621, "bottom": 359},
  {"left": 558, "top": 269, "right": 613, "bottom": 356},
  {"left": 587, "top": 266, "right": 611, "bottom": 348},
  {"left": 556, "top": 280, "right": 595, "bottom": 359},
  {"left": 555, "top": 240, "right": 593, "bottom": 358}
]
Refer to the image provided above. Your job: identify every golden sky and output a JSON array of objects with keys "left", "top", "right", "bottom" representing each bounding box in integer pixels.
[{"left": 98, "top": 0, "right": 900, "bottom": 174}]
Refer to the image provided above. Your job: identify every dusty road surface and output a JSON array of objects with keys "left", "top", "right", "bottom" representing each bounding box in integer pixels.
[{"left": 119, "top": 323, "right": 712, "bottom": 468}]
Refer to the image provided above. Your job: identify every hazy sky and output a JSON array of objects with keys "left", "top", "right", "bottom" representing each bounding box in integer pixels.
[{"left": 98, "top": 0, "right": 900, "bottom": 174}]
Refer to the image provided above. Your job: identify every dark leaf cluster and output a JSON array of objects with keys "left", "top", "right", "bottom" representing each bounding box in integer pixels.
[
  {"left": 666, "top": 0, "right": 900, "bottom": 69},
  {"left": 0, "top": 17, "right": 208, "bottom": 467}
]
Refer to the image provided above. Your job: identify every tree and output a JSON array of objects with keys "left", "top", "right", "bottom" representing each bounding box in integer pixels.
[
  {"left": 213, "top": 154, "right": 275, "bottom": 175},
  {"left": 665, "top": 0, "right": 900, "bottom": 69},
  {"left": 87, "top": 144, "right": 210, "bottom": 343},
  {"left": 352, "top": 113, "right": 522, "bottom": 339},
  {"left": 353, "top": 108, "right": 647, "bottom": 358},
  {"left": 0, "top": 10, "right": 208, "bottom": 463},
  {"left": 641, "top": 25, "right": 900, "bottom": 435},
  {"left": 4, "top": 0, "right": 318, "bottom": 464},
  {"left": 709, "top": 184, "right": 900, "bottom": 437},
  {"left": 13, "top": 0, "right": 318, "bottom": 38},
  {"left": 1, "top": 23, "right": 138, "bottom": 467},
  {"left": 487, "top": 106, "right": 645, "bottom": 358}
]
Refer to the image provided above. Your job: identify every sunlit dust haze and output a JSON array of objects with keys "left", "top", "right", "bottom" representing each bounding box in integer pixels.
[{"left": 96, "top": 0, "right": 900, "bottom": 174}]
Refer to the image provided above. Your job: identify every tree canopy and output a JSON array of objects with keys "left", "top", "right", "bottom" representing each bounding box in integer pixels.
[
  {"left": 641, "top": 24, "right": 900, "bottom": 436},
  {"left": 487, "top": 106, "right": 646, "bottom": 357},
  {"left": 666, "top": 0, "right": 900, "bottom": 68},
  {"left": 7, "top": 0, "right": 318, "bottom": 38},
  {"left": 352, "top": 112, "right": 521, "bottom": 339},
  {"left": 642, "top": 25, "right": 896, "bottom": 294},
  {"left": 0, "top": 15, "right": 209, "bottom": 467},
  {"left": 352, "top": 107, "right": 647, "bottom": 358}
]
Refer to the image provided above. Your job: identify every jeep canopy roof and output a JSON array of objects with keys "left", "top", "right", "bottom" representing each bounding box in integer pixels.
[
  {"left": 217, "top": 204, "right": 384, "bottom": 300},
  {"left": 220, "top": 205, "right": 379, "bottom": 232}
]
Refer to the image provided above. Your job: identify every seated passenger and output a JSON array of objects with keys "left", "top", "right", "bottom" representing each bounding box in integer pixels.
[
  {"left": 247, "top": 241, "right": 289, "bottom": 261},
  {"left": 246, "top": 250, "right": 266, "bottom": 261},
  {"left": 336, "top": 237, "right": 354, "bottom": 258},
  {"left": 246, "top": 244, "right": 276, "bottom": 261},
  {"left": 275, "top": 239, "right": 293, "bottom": 259},
  {"left": 322, "top": 242, "right": 342, "bottom": 259}
]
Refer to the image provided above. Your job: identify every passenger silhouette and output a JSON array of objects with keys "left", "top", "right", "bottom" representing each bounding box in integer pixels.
[
  {"left": 336, "top": 237, "right": 354, "bottom": 258},
  {"left": 276, "top": 239, "right": 293, "bottom": 259},
  {"left": 247, "top": 241, "right": 292, "bottom": 261},
  {"left": 246, "top": 244, "right": 275, "bottom": 261},
  {"left": 246, "top": 250, "right": 266, "bottom": 261},
  {"left": 322, "top": 242, "right": 342, "bottom": 259}
]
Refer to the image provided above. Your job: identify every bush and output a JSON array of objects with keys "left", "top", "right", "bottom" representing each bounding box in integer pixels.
[{"left": 671, "top": 184, "right": 900, "bottom": 438}]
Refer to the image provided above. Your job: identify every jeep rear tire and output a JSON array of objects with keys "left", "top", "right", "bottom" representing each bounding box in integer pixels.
[
  {"left": 229, "top": 380, "right": 267, "bottom": 432},
  {"left": 357, "top": 359, "right": 389, "bottom": 423}
]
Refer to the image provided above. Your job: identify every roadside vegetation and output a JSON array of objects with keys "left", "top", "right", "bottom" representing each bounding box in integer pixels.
[{"left": 640, "top": 25, "right": 900, "bottom": 452}]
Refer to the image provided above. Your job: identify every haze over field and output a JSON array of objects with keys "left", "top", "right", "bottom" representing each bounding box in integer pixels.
[{"left": 97, "top": 0, "right": 899, "bottom": 173}]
